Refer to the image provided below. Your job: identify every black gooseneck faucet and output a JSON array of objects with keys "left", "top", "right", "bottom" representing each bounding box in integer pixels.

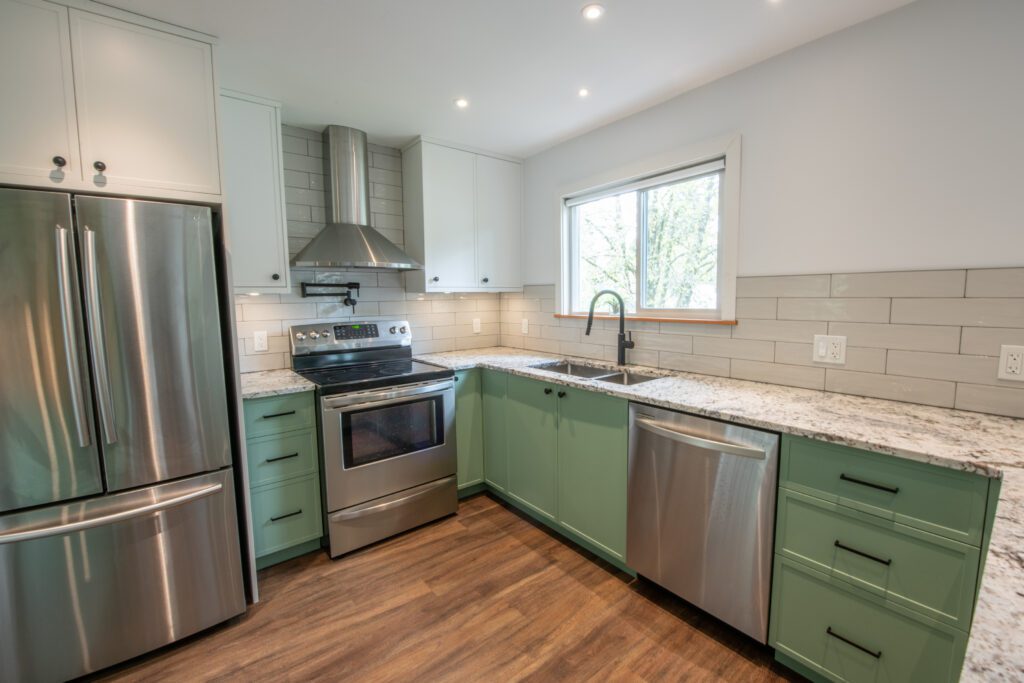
[{"left": 584, "top": 289, "right": 635, "bottom": 366}]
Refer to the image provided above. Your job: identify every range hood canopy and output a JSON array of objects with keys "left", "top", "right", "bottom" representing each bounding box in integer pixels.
[{"left": 291, "top": 126, "right": 421, "bottom": 270}]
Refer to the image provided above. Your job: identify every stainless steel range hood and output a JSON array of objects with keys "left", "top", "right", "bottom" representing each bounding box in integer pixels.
[{"left": 291, "top": 125, "right": 420, "bottom": 270}]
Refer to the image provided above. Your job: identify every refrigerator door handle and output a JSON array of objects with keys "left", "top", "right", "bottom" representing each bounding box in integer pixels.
[
  {"left": 81, "top": 226, "right": 117, "bottom": 445},
  {"left": 0, "top": 482, "right": 223, "bottom": 545},
  {"left": 55, "top": 225, "right": 91, "bottom": 448}
]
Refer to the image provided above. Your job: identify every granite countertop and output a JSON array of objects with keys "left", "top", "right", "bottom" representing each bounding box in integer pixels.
[
  {"left": 416, "top": 347, "right": 1024, "bottom": 681},
  {"left": 239, "top": 369, "right": 314, "bottom": 399}
]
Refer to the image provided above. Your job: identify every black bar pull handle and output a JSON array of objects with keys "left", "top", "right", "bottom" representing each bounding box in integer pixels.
[
  {"left": 834, "top": 540, "right": 892, "bottom": 566},
  {"left": 826, "top": 627, "right": 882, "bottom": 659},
  {"left": 544, "top": 388, "right": 553, "bottom": 394},
  {"left": 266, "top": 452, "right": 300, "bottom": 464},
  {"left": 557, "top": 391, "right": 566, "bottom": 398},
  {"left": 270, "top": 509, "right": 302, "bottom": 522},
  {"left": 840, "top": 473, "right": 899, "bottom": 495},
  {"left": 262, "top": 410, "right": 296, "bottom": 419}
]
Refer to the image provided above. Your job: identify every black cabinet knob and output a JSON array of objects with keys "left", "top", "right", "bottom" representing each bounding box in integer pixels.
[
  {"left": 93, "top": 161, "right": 106, "bottom": 173},
  {"left": 431, "top": 276, "right": 440, "bottom": 282},
  {"left": 454, "top": 376, "right": 460, "bottom": 382},
  {"left": 271, "top": 273, "right": 280, "bottom": 281},
  {"left": 543, "top": 388, "right": 553, "bottom": 395},
  {"left": 52, "top": 155, "right": 67, "bottom": 168},
  {"left": 482, "top": 277, "right": 489, "bottom": 283},
  {"left": 557, "top": 391, "right": 566, "bottom": 398}
]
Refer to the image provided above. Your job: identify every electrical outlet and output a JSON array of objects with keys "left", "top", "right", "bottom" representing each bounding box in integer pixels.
[
  {"left": 998, "top": 345, "right": 1024, "bottom": 381},
  {"left": 812, "top": 334, "right": 847, "bottom": 365},
  {"left": 472, "top": 317, "right": 481, "bottom": 334},
  {"left": 521, "top": 318, "right": 529, "bottom": 334},
  {"left": 252, "top": 330, "right": 268, "bottom": 353}
]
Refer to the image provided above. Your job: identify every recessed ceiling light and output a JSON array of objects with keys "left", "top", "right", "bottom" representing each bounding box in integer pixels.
[
  {"left": 454, "top": 97, "right": 469, "bottom": 109},
  {"left": 581, "top": 4, "right": 605, "bottom": 20},
  {"left": 578, "top": 87, "right": 590, "bottom": 98}
]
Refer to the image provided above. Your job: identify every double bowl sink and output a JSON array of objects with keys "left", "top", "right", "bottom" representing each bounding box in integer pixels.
[{"left": 532, "top": 361, "right": 660, "bottom": 386}]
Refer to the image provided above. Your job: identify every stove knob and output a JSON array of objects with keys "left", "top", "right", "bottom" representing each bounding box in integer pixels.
[
  {"left": 295, "top": 332, "right": 306, "bottom": 341},
  {"left": 400, "top": 326, "right": 408, "bottom": 334},
  {"left": 321, "top": 330, "right": 331, "bottom": 338},
  {"left": 309, "top": 331, "right": 319, "bottom": 339},
  {"left": 389, "top": 326, "right": 397, "bottom": 334}
]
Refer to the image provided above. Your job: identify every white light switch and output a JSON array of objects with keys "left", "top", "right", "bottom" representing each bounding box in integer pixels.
[
  {"left": 472, "top": 318, "right": 481, "bottom": 334},
  {"left": 253, "top": 330, "right": 268, "bottom": 352},
  {"left": 998, "top": 345, "right": 1024, "bottom": 381},
  {"left": 521, "top": 318, "right": 529, "bottom": 334},
  {"left": 812, "top": 334, "right": 846, "bottom": 365}
]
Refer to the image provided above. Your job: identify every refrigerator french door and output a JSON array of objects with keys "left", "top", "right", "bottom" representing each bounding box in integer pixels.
[{"left": 0, "top": 187, "right": 245, "bottom": 682}]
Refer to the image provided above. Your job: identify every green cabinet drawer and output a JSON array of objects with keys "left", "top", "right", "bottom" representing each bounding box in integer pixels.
[
  {"left": 781, "top": 436, "right": 989, "bottom": 545},
  {"left": 482, "top": 369, "right": 508, "bottom": 491},
  {"left": 455, "top": 369, "right": 484, "bottom": 490},
  {"left": 243, "top": 392, "right": 315, "bottom": 439},
  {"left": 556, "top": 386, "right": 628, "bottom": 560},
  {"left": 769, "top": 556, "right": 967, "bottom": 683},
  {"left": 505, "top": 374, "right": 558, "bottom": 520},
  {"left": 776, "top": 488, "right": 979, "bottom": 629},
  {"left": 251, "top": 475, "right": 323, "bottom": 557},
  {"left": 246, "top": 429, "right": 318, "bottom": 488}
]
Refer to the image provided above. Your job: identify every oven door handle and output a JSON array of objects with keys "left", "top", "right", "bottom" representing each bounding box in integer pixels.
[
  {"left": 322, "top": 380, "right": 454, "bottom": 412},
  {"left": 329, "top": 478, "right": 452, "bottom": 521}
]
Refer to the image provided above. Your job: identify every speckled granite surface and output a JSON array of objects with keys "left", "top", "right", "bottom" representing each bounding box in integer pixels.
[
  {"left": 239, "top": 369, "right": 314, "bottom": 399},
  {"left": 417, "top": 347, "right": 1024, "bottom": 682}
]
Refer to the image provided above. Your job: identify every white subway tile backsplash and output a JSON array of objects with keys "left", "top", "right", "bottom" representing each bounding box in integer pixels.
[
  {"left": 891, "top": 298, "right": 1024, "bottom": 327},
  {"left": 955, "top": 384, "right": 1024, "bottom": 419},
  {"left": 774, "top": 342, "right": 887, "bottom": 374},
  {"left": 658, "top": 352, "right": 731, "bottom": 377},
  {"left": 825, "top": 370, "right": 956, "bottom": 408},
  {"left": 885, "top": 350, "right": 1008, "bottom": 387},
  {"left": 959, "top": 327, "right": 1024, "bottom": 356},
  {"left": 736, "top": 274, "right": 830, "bottom": 298},
  {"left": 965, "top": 268, "right": 1024, "bottom": 297},
  {"left": 777, "top": 297, "right": 890, "bottom": 323},
  {"left": 731, "top": 360, "right": 825, "bottom": 390},
  {"left": 828, "top": 322, "right": 961, "bottom": 353},
  {"left": 732, "top": 319, "right": 827, "bottom": 343},
  {"left": 831, "top": 270, "right": 965, "bottom": 298},
  {"left": 735, "top": 298, "right": 777, "bottom": 319}
]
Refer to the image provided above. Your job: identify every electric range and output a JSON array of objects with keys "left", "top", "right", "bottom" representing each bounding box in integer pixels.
[{"left": 289, "top": 320, "right": 457, "bottom": 557}]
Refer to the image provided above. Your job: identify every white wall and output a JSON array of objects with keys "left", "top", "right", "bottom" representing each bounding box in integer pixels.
[{"left": 522, "top": 0, "right": 1024, "bottom": 283}]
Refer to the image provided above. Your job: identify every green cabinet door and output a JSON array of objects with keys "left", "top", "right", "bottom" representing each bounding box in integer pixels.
[
  {"left": 505, "top": 374, "right": 558, "bottom": 520},
  {"left": 556, "top": 386, "right": 628, "bottom": 560},
  {"left": 454, "top": 369, "right": 484, "bottom": 490},
  {"left": 482, "top": 369, "right": 509, "bottom": 491}
]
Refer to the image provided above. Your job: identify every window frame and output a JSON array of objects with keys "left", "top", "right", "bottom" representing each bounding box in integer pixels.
[{"left": 558, "top": 134, "right": 741, "bottom": 322}]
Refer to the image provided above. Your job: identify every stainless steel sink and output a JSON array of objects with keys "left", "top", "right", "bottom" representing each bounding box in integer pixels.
[
  {"left": 595, "top": 371, "right": 660, "bottom": 386},
  {"left": 534, "top": 362, "right": 614, "bottom": 378}
]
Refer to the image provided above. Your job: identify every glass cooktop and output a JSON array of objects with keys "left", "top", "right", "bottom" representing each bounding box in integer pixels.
[{"left": 296, "top": 359, "right": 453, "bottom": 395}]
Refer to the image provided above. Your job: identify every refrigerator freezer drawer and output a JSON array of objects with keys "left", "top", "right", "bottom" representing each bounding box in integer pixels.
[{"left": 0, "top": 469, "right": 245, "bottom": 681}]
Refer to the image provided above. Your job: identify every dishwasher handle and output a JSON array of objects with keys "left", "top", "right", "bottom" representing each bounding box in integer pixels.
[{"left": 634, "top": 416, "right": 767, "bottom": 460}]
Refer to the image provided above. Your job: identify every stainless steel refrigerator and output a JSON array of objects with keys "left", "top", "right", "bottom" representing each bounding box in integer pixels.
[{"left": 0, "top": 187, "right": 245, "bottom": 681}]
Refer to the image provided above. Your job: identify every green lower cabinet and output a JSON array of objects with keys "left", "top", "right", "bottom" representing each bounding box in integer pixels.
[
  {"left": 770, "top": 555, "right": 967, "bottom": 683},
  {"left": 505, "top": 374, "right": 559, "bottom": 519},
  {"left": 776, "top": 488, "right": 979, "bottom": 630},
  {"left": 250, "top": 474, "right": 323, "bottom": 563},
  {"left": 454, "top": 369, "right": 484, "bottom": 492},
  {"left": 556, "top": 386, "right": 628, "bottom": 560},
  {"left": 482, "top": 370, "right": 509, "bottom": 492}
]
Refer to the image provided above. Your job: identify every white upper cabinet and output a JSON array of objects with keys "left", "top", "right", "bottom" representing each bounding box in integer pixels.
[
  {"left": 475, "top": 155, "right": 522, "bottom": 289},
  {"left": 0, "top": 0, "right": 80, "bottom": 184},
  {"left": 0, "top": 0, "right": 221, "bottom": 201},
  {"left": 68, "top": 9, "right": 220, "bottom": 195},
  {"left": 403, "top": 139, "right": 523, "bottom": 293},
  {"left": 219, "top": 91, "right": 290, "bottom": 292}
]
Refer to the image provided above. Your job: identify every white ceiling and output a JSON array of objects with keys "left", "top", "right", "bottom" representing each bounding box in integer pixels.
[{"left": 103, "top": 0, "right": 915, "bottom": 157}]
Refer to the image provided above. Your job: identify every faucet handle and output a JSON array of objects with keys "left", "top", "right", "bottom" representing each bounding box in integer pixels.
[{"left": 625, "top": 331, "right": 636, "bottom": 349}]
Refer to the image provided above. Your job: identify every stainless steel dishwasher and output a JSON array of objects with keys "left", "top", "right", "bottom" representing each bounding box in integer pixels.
[{"left": 626, "top": 403, "right": 780, "bottom": 643}]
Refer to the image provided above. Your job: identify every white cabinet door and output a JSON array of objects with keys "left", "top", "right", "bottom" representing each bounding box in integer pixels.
[
  {"left": 476, "top": 155, "right": 522, "bottom": 289},
  {"left": 0, "top": 0, "right": 81, "bottom": 185},
  {"left": 422, "top": 143, "right": 476, "bottom": 290},
  {"left": 220, "top": 92, "right": 290, "bottom": 292},
  {"left": 69, "top": 9, "right": 221, "bottom": 195}
]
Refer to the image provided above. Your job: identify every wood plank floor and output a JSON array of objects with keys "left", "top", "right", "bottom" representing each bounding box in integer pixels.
[{"left": 93, "top": 494, "right": 804, "bottom": 682}]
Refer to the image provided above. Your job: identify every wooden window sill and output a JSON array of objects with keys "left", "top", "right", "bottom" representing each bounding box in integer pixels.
[{"left": 554, "top": 314, "right": 738, "bottom": 325}]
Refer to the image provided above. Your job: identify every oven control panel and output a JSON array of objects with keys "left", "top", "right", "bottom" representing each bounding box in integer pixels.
[{"left": 290, "top": 320, "right": 411, "bottom": 355}]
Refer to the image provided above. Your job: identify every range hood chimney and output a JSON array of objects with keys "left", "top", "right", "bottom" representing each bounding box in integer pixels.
[{"left": 291, "top": 125, "right": 420, "bottom": 270}]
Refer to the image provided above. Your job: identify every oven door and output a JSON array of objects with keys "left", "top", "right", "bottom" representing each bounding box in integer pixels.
[{"left": 321, "top": 380, "right": 456, "bottom": 511}]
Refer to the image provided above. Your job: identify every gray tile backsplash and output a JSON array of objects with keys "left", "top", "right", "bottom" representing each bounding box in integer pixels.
[{"left": 498, "top": 269, "right": 1024, "bottom": 418}]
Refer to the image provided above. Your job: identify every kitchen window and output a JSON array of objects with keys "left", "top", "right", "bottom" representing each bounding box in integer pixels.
[{"left": 561, "top": 141, "right": 739, "bottom": 321}]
